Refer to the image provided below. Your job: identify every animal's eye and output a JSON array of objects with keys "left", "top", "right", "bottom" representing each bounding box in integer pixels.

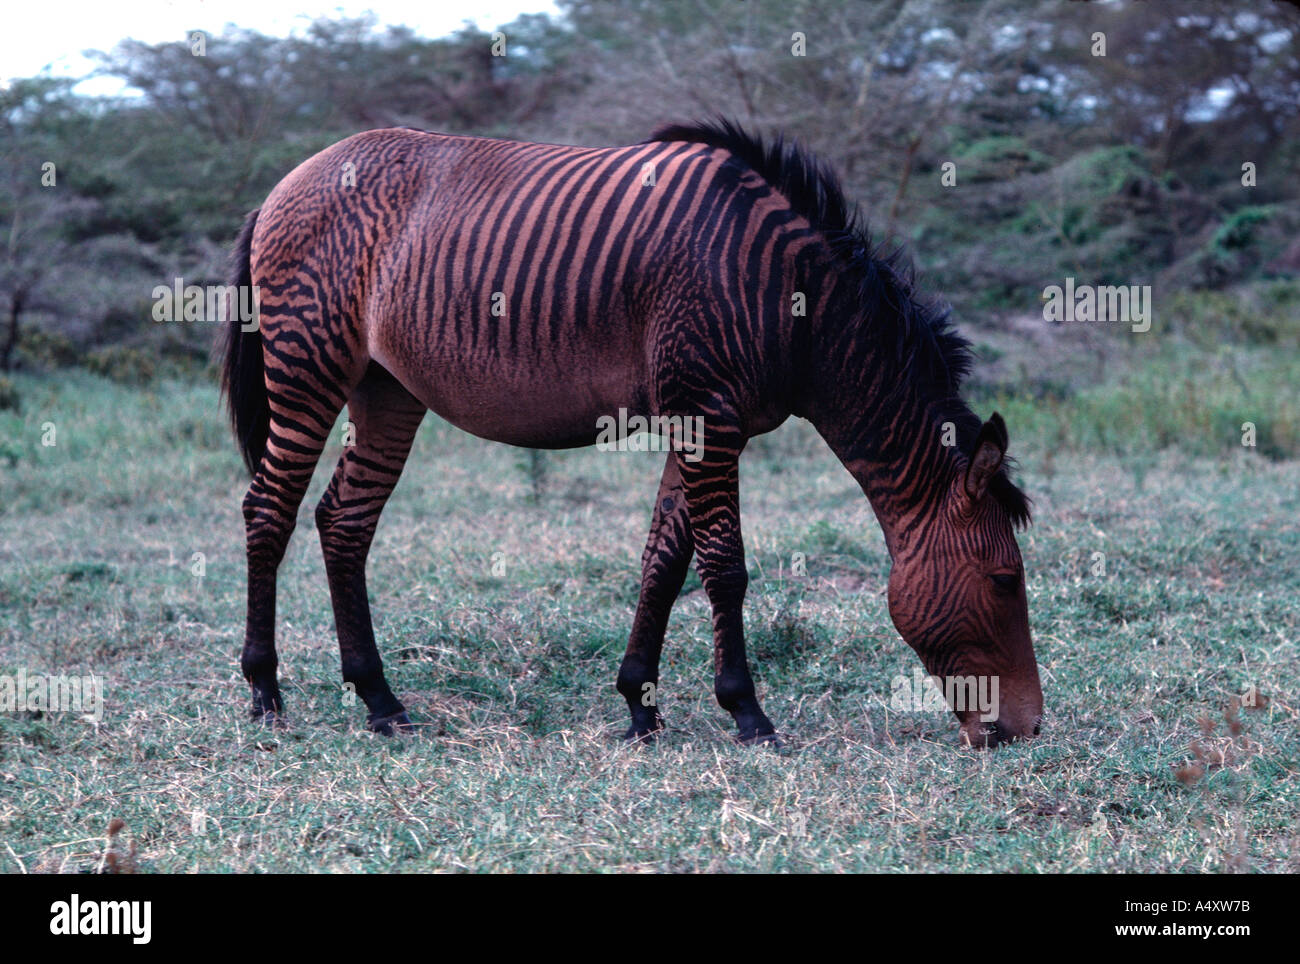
[{"left": 990, "top": 572, "right": 1020, "bottom": 593}]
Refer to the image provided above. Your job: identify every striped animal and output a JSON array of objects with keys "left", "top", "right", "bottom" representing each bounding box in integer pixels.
[{"left": 220, "top": 120, "right": 1043, "bottom": 747}]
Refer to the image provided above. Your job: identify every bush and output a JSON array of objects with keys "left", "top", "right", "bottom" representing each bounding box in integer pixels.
[
  {"left": 953, "top": 136, "right": 1051, "bottom": 184},
  {"left": 1177, "top": 203, "right": 1300, "bottom": 289},
  {"left": 16, "top": 329, "right": 80, "bottom": 370},
  {"left": 0, "top": 376, "right": 20, "bottom": 412},
  {"left": 1212, "top": 205, "right": 1274, "bottom": 252},
  {"left": 84, "top": 346, "right": 157, "bottom": 385}
]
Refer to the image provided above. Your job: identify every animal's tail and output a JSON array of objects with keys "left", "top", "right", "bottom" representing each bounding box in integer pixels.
[{"left": 218, "top": 208, "right": 268, "bottom": 476}]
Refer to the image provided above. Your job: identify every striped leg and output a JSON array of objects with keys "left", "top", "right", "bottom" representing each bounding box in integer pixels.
[
  {"left": 616, "top": 453, "right": 694, "bottom": 741},
  {"left": 315, "top": 364, "right": 426, "bottom": 734},
  {"left": 240, "top": 335, "right": 350, "bottom": 725},
  {"left": 677, "top": 421, "right": 777, "bottom": 745}
]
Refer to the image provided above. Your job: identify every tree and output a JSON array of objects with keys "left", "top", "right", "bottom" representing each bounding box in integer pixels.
[{"left": 0, "top": 79, "right": 100, "bottom": 370}]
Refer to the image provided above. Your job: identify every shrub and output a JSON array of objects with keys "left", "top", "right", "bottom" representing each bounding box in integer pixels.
[
  {"left": 17, "top": 330, "right": 80, "bottom": 369},
  {"left": 0, "top": 376, "right": 20, "bottom": 413},
  {"left": 84, "top": 346, "right": 157, "bottom": 385}
]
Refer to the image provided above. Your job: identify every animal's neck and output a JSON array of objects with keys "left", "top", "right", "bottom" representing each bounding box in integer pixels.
[
  {"left": 818, "top": 398, "right": 952, "bottom": 560},
  {"left": 803, "top": 310, "right": 958, "bottom": 559}
]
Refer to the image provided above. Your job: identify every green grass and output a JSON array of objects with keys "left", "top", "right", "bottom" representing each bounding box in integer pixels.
[
  {"left": 975, "top": 342, "right": 1300, "bottom": 462},
  {"left": 0, "top": 368, "right": 1297, "bottom": 873}
]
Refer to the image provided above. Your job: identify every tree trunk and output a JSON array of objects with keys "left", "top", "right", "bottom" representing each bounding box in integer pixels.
[
  {"left": 1, "top": 290, "right": 22, "bottom": 372},
  {"left": 886, "top": 136, "right": 923, "bottom": 236}
]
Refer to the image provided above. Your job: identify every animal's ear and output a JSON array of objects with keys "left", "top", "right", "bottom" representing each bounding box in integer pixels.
[{"left": 964, "top": 412, "right": 1008, "bottom": 502}]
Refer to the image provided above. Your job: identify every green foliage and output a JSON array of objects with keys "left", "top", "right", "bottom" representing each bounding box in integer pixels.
[
  {"left": 18, "top": 330, "right": 81, "bottom": 370},
  {"left": 0, "top": 376, "right": 19, "bottom": 412},
  {"left": 1065, "top": 145, "right": 1152, "bottom": 200},
  {"left": 952, "top": 137, "right": 1051, "bottom": 184},
  {"left": 1212, "top": 206, "right": 1275, "bottom": 252},
  {"left": 3, "top": 3, "right": 1299, "bottom": 351},
  {"left": 84, "top": 345, "right": 157, "bottom": 385}
]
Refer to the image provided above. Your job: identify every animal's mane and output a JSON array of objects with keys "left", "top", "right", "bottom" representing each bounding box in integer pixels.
[{"left": 649, "top": 118, "right": 1030, "bottom": 527}]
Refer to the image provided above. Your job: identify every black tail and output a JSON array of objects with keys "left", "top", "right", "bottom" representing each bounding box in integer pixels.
[{"left": 219, "top": 208, "right": 268, "bottom": 476}]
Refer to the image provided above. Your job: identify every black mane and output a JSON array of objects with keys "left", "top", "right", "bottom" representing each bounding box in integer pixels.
[{"left": 649, "top": 118, "right": 1030, "bottom": 527}]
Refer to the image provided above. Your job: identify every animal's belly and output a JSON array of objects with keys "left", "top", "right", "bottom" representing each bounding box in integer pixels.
[{"left": 372, "top": 345, "right": 651, "bottom": 449}]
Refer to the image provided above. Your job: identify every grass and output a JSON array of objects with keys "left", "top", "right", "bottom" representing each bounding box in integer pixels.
[{"left": 0, "top": 361, "right": 1296, "bottom": 873}]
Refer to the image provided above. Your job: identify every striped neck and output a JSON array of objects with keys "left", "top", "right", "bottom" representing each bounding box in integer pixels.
[
  {"left": 817, "top": 385, "right": 958, "bottom": 560},
  {"left": 802, "top": 280, "right": 966, "bottom": 558}
]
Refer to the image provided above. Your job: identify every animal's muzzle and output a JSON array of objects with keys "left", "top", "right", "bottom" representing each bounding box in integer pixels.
[{"left": 961, "top": 714, "right": 1042, "bottom": 749}]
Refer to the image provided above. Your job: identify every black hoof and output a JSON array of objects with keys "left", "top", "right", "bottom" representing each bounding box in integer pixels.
[
  {"left": 367, "top": 709, "right": 414, "bottom": 736},
  {"left": 250, "top": 706, "right": 287, "bottom": 729},
  {"left": 737, "top": 725, "right": 780, "bottom": 748},
  {"left": 247, "top": 681, "right": 283, "bottom": 721},
  {"left": 623, "top": 708, "right": 664, "bottom": 744},
  {"left": 623, "top": 724, "right": 664, "bottom": 744}
]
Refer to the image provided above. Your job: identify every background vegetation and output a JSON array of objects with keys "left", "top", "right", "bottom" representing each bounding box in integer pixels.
[{"left": 0, "top": 0, "right": 1297, "bottom": 872}]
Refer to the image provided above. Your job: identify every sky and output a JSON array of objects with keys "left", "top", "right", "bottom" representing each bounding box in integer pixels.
[{"left": 1, "top": 0, "right": 561, "bottom": 96}]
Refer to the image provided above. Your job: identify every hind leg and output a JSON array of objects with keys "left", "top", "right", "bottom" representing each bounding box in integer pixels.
[
  {"left": 616, "top": 453, "right": 694, "bottom": 741},
  {"left": 315, "top": 364, "right": 426, "bottom": 734},
  {"left": 241, "top": 332, "right": 353, "bottom": 724}
]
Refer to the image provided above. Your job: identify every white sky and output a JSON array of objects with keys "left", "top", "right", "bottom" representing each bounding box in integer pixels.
[{"left": 2, "top": 0, "right": 561, "bottom": 96}]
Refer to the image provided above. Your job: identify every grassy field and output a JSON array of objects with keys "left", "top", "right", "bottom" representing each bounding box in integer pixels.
[{"left": 0, "top": 348, "right": 1297, "bottom": 873}]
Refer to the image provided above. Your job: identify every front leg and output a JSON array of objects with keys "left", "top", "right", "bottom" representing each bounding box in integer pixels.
[{"left": 676, "top": 422, "right": 776, "bottom": 744}]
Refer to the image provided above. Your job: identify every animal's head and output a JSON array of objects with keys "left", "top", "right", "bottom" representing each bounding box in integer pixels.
[{"left": 886, "top": 413, "right": 1043, "bottom": 748}]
